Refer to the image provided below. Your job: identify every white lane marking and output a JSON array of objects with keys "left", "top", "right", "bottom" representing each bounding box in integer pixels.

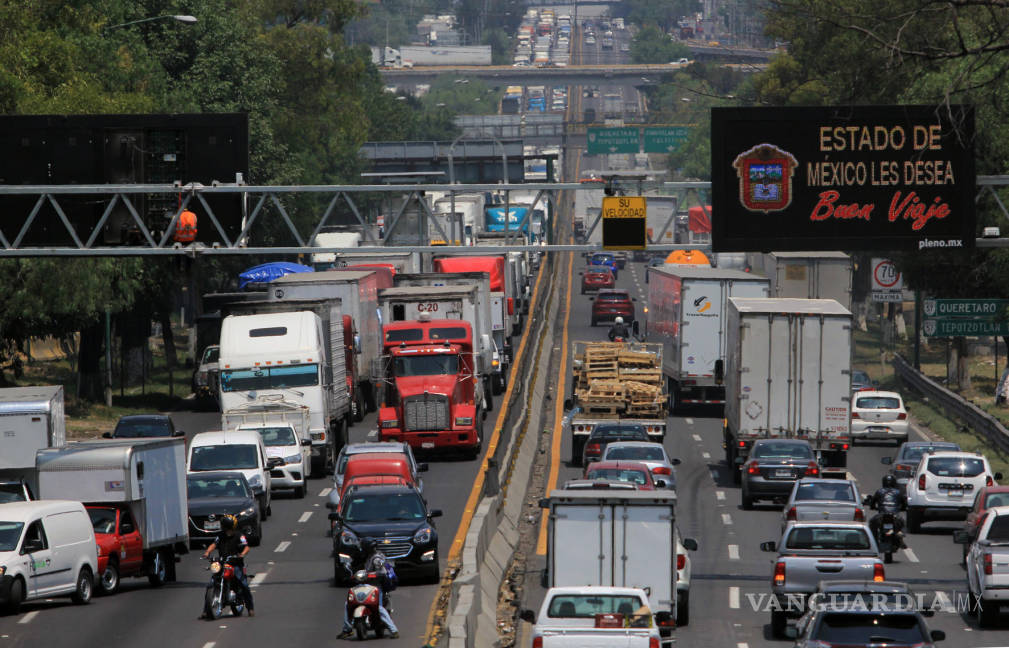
[
  {"left": 202, "top": 643, "right": 216, "bottom": 648},
  {"left": 846, "top": 472, "right": 858, "bottom": 483},
  {"left": 722, "top": 513, "right": 733, "bottom": 525},
  {"left": 298, "top": 511, "right": 313, "bottom": 523},
  {"left": 319, "top": 487, "right": 332, "bottom": 497},
  {"left": 728, "top": 544, "right": 740, "bottom": 560},
  {"left": 702, "top": 451, "right": 711, "bottom": 459},
  {"left": 685, "top": 418, "right": 694, "bottom": 425},
  {"left": 274, "top": 541, "right": 291, "bottom": 553},
  {"left": 729, "top": 586, "right": 740, "bottom": 609},
  {"left": 903, "top": 547, "right": 919, "bottom": 563},
  {"left": 716, "top": 490, "right": 726, "bottom": 501},
  {"left": 18, "top": 611, "right": 38, "bottom": 625},
  {"left": 692, "top": 433, "right": 702, "bottom": 442},
  {"left": 737, "top": 644, "right": 749, "bottom": 648},
  {"left": 251, "top": 572, "right": 268, "bottom": 588}
]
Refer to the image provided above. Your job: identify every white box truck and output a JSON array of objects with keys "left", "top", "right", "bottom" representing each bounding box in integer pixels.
[
  {"left": 36, "top": 438, "right": 188, "bottom": 591},
  {"left": 646, "top": 267, "right": 769, "bottom": 411},
  {"left": 541, "top": 489, "right": 697, "bottom": 635},
  {"left": 0, "top": 385, "right": 65, "bottom": 496},
  {"left": 723, "top": 298, "right": 853, "bottom": 482},
  {"left": 310, "top": 230, "right": 363, "bottom": 270},
  {"left": 747, "top": 252, "right": 853, "bottom": 311}
]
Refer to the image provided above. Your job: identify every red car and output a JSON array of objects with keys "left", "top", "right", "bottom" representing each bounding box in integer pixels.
[
  {"left": 583, "top": 460, "right": 658, "bottom": 490},
  {"left": 581, "top": 265, "right": 614, "bottom": 294},
  {"left": 961, "top": 485, "right": 1009, "bottom": 560},
  {"left": 591, "top": 289, "right": 635, "bottom": 326}
]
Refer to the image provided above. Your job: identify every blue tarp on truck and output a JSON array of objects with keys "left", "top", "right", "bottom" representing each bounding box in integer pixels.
[{"left": 238, "top": 262, "right": 313, "bottom": 289}]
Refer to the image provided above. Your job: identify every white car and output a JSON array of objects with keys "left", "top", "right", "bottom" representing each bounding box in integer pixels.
[
  {"left": 676, "top": 533, "right": 694, "bottom": 625},
  {"left": 850, "top": 389, "right": 909, "bottom": 444},
  {"left": 188, "top": 430, "right": 274, "bottom": 519},
  {"left": 905, "top": 450, "right": 1003, "bottom": 532},
  {"left": 245, "top": 424, "right": 311, "bottom": 498}
]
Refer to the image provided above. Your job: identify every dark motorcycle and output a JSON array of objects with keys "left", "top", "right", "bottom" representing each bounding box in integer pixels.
[
  {"left": 203, "top": 554, "right": 246, "bottom": 620},
  {"left": 876, "top": 512, "right": 904, "bottom": 563},
  {"left": 347, "top": 571, "right": 386, "bottom": 640}
]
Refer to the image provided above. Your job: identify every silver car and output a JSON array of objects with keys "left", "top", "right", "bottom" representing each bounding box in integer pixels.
[
  {"left": 781, "top": 478, "right": 864, "bottom": 534},
  {"left": 601, "top": 441, "right": 680, "bottom": 490}
]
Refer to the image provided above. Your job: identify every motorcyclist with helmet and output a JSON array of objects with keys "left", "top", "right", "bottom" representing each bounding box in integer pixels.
[
  {"left": 608, "top": 316, "right": 630, "bottom": 342},
  {"left": 338, "top": 538, "right": 399, "bottom": 639},
  {"left": 867, "top": 474, "right": 906, "bottom": 547},
  {"left": 201, "top": 515, "right": 254, "bottom": 617}
]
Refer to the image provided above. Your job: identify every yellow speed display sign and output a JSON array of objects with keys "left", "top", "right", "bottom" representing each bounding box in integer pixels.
[{"left": 601, "top": 196, "right": 647, "bottom": 250}]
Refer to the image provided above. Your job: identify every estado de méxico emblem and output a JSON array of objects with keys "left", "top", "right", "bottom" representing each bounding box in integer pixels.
[{"left": 732, "top": 143, "right": 798, "bottom": 214}]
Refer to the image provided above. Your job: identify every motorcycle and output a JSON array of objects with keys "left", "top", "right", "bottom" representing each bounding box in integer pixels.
[
  {"left": 875, "top": 511, "right": 905, "bottom": 563},
  {"left": 203, "top": 554, "right": 246, "bottom": 620},
  {"left": 347, "top": 571, "right": 388, "bottom": 640}
]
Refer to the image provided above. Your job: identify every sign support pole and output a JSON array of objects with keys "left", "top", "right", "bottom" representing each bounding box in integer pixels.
[{"left": 914, "top": 291, "right": 922, "bottom": 371}]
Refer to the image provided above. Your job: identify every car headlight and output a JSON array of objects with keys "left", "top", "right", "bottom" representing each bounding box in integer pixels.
[
  {"left": 341, "top": 529, "right": 360, "bottom": 548},
  {"left": 413, "top": 526, "right": 433, "bottom": 544},
  {"left": 381, "top": 419, "right": 399, "bottom": 429},
  {"left": 455, "top": 417, "right": 473, "bottom": 426},
  {"left": 0, "top": 566, "right": 5, "bottom": 576},
  {"left": 239, "top": 506, "right": 257, "bottom": 519},
  {"left": 284, "top": 453, "right": 302, "bottom": 464}
]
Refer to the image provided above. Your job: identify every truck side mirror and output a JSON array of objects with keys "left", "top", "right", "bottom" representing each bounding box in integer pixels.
[
  {"left": 760, "top": 541, "right": 777, "bottom": 552},
  {"left": 862, "top": 495, "right": 873, "bottom": 506},
  {"left": 682, "top": 538, "right": 698, "bottom": 551},
  {"left": 301, "top": 438, "right": 312, "bottom": 446},
  {"left": 714, "top": 359, "right": 725, "bottom": 384},
  {"left": 173, "top": 430, "right": 185, "bottom": 438},
  {"left": 563, "top": 398, "right": 573, "bottom": 411},
  {"left": 429, "top": 509, "right": 443, "bottom": 518},
  {"left": 880, "top": 456, "right": 893, "bottom": 465},
  {"left": 519, "top": 609, "right": 536, "bottom": 624},
  {"left": 102, "top": 432, "right": 113, "bottom": 439},
  {"left": 953, "top": 530, "right": 971, "bottom": 544}
]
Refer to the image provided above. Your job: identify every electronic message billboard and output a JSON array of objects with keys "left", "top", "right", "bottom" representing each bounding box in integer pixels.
[{"left": 711, "top": 105, "right": 975, "bottom": 252}]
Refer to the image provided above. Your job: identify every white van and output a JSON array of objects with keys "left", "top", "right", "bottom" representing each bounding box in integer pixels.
[
  {"left": 0, "top": 500, "right": 98, "bottom": 613},
  {"left": 187, "top": 430, "right": 274, "bottom": 519}
]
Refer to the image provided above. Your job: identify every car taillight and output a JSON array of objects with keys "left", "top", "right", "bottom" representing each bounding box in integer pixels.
[
  {"left": 773, "top": 561, "right": 786, "bottom": 586},
  {"left": 897, "top": 413, "right": 907, "bottom": 420},
  {"left": 985, "top": 553, "right": 994, "bottom": 575},
  {"left": 653, "top": 466, "right": 672, "bottom": 475},
  {"left": 786, "top": 506, "right": 797, "bottom": 521},
  {"left": 586, "top": 443, "right": 601, "bottom": 455},
  {"left": 677, "top": 554, "right": 686, "bottom": 570},
  {"left": 747, "top": 462, "right": 759, "bottom": 475},
  {"left": 988, "top": 475, "right": 995, "bottom": 487},
  {"left": 738, "top": 440, "right": 746, "bottom": 447},
  {"left": 805, "top": 461, "right": 820, "bottom": 477},
  {"left": 649, "top": 638, "right": 660, "bottom": 648},
  {"left": 918, "top": 474, "right": 926, "bottom": 490},
  {"left": 873, "top": 563, "right": 885, "bottom": 582},
  {"left": 851, "top": 412, "right": 860, "bottom": 419},
  {"left": 854, "top": 508, "right": 864, "bottom": 521},
  {"left": 532, "top": 637, "right": 543, "bottom": 648}
]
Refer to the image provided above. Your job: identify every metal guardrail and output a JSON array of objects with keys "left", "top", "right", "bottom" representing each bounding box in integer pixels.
[{"left": 893, "top": 354, "right": 1009, "bottom": 454}]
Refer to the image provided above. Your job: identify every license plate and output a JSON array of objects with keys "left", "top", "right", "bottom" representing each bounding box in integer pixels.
[
  {"left": 948, "top": 488, "right": 964, "bottom": 498},
  {"left": 422, "top": 442, "right": 435, "bottom": 449},
  {"left": 204, "top": 520, "right": 221, "bottom": 531},
  {"left": 869, "top": 426, "right": 887, "bottom": 433},
  {"left": 774, "top": 469, "right": 792, "bottom": 478}
]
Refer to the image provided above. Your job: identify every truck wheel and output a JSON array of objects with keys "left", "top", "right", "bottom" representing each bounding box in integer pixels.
[
  {"left": 907, "top": 507, "right": 922, "bottom": 533},
  {"left": 147, "top": 549, "right": 167, "bottom": 587},
  {"left": 741, "top": 492, "right": 754, "bottom": 510},
  {"left": 5, "top": 578, "right": 24, "bottom": 614},
  {"left": 732, "top": 466, "right": 741, "bottom": 485},
  {"left": 295, "top": 484, "right": 306, "bottom": 499},
  {"left": 770, "top": 610, "right": 786, "bottom": 637},
  {"left": 100, "top": 559, "right": 120, "bottom": 594},
  {"left": 71, "top": 567, "right": 94, "bottom": 605},
  {"left": 352, "top": 390, "right": 365, "bottom": 422},
  {"left": 484, "top": 381, "right": 494, "bottom": 412},
  {"left": 677, "top": 590, "right": 690, "bottom": 626},
  {"left": 364, "top": 383, "right": 378, "bottom": 413},
  {"left": 979, "top": 598, "right": 1000, "bottom": 627}
]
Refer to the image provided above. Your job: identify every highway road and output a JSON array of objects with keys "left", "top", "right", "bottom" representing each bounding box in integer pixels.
[{"left": 517, "top": 254, "right": 1009, "bottom": 647}]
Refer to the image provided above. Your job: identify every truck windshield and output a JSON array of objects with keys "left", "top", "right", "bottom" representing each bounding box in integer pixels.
[
  {"left": 258, "top": 427, "right": 297, "bottom": 447},
  {"left": 342, "top": 492, "right": 427, "bottom": 522},
  {"left": 547, "top": 594, "right": 645, "bottom": 618},
  {"left": 927, "top": 457, "right": 985, "bottom": 477},
  {"left": 0, "top": 522, "right": 24, "bottom": 552},
  {"left": 394, "top": 355, "right": 459, "bottom": 377},
  {"left": 786, "top": 527, "right": 871, "bottom": 550},
  {"left": 220, "top": 364, "right": 318, "bottom": 392},
  {"left": 811, "top": 612, "right": 924, "bottom": 643},
  {"left": 203, "top": 347, "right": 220, "bottom": 364},
  {"left": 88, "top": 508, "right": 117, "bottom": 535},
  {"left": 190, "top": 444, "right": 259, "bottom": 471}
]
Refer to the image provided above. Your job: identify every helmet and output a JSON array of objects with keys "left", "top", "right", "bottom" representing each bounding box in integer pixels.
[
  {"left": 615, "top": 317, "right": 624, "bottom": 324},
  {"left": 354, "top": 569, "right": 369, "bottom": 583},
  {"left": 882, "top": 475, "right": 896, "bottom": 489},
  {"left": 220, "top": 514, "right": 237, "bottom": 531}
]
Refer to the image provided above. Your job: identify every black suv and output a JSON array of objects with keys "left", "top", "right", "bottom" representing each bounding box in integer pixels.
[
  {"left": 105, "top": 414, "right": 184, "bottom": 439},
  {"left": 581, "top": 423, "right": 650, "bottom": 466},
  {"left": 330, "top": 484, "right": 442, "bottom": 584}
]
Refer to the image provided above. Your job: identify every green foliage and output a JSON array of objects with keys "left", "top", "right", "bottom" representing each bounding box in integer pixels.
[
  {"left": 630, "top": 24, "right": 690, "bottom": 64},
  {"left": 420, "top": 75, "right": 501, "bottom": 116}
]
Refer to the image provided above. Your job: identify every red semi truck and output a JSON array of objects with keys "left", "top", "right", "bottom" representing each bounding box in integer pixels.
[{"left": 377, "top": 317, "right": 484, "bottom": 458}]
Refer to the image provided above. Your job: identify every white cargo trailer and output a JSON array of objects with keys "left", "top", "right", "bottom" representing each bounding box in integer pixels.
[
  {"left": 723, "top": 298, "right": 853, "bottom": 481},
  {"left": 0, "top": 385, "right": 65, "bottom": 494},
  {"left": 747, "top": 252, "right": 853, "bottom": 311}
]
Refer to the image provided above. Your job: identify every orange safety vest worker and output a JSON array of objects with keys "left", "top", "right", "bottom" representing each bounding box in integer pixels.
[{"left": 173, "top": 210, "right": 197, "bottom": 243}]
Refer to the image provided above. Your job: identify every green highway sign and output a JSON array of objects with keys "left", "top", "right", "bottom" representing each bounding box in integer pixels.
[
  {"left": 923, "top": 318, "right": 1009, "bottom": 337},
  {"left": 587, "top": 127, "right": 640, "bottom": 155},
  {"left": 923, "top": 298, "right": 1009, "bottom": 318},
  {"left": 643, "top": 126, "right": 690, "bottom": 153}
]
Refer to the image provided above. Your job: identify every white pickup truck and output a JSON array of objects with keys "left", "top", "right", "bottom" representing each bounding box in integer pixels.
[
  {"left": 520, "top": 586, "right": 661, "bottom": 647},
  {"left": 958, "top": 504, "right": 1009, "bottom": 627}
]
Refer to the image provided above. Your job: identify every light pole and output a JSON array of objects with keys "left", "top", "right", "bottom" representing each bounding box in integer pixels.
[{"left": 104, "top": 15, "right": 197, "bottom": 30}]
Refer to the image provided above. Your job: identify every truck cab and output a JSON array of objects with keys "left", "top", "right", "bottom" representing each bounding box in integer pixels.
[
  {"left": 86, "top": 505, "right": 145, "bottom": 594},
  {"left": 378, "top": 317, "right": 483, "bottom": 457}
]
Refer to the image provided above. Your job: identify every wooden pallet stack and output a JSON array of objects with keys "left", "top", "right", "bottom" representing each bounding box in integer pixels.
[{"left": 573, "top": 342, "right": 666, "bottom": 418}]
